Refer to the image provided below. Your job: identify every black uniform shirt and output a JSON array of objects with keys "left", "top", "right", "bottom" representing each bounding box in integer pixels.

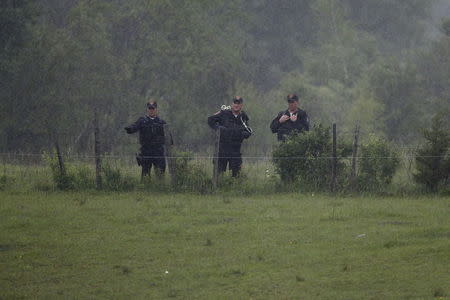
[
  {"left": 125, "top": 116, "right": 167, "bottom": 151},
  {"left": 207, "top": 109, "right": 251, "bottom": 145},
  {"left": 270, "top": 109, "right": 309, "bottom": 141}
]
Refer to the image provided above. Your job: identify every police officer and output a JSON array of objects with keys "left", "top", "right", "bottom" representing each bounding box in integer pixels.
[
  {"left": 207, "top": 96, "right": 252, "bottom": 177},
  {"left": 125, "top": 101, "right": 167, "bottom": 180},
  {"left": 270, "top": 93, "right": 309, "bottom": 141}
]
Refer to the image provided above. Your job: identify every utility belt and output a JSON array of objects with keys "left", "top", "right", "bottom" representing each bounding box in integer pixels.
[
  {"left": 219, "top": 142, "right": 242, "bottom": 153},
  {"left": 136, "top": 148, "right": 165, "bottom": 166}
]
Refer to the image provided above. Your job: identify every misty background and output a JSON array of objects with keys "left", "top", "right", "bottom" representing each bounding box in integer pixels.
[{"left": 1, "top": 0, "right": 449, "bottom": 156}]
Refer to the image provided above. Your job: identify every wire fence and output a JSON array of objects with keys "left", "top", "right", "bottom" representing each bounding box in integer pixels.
[
  {"left": 1, "top": 148, "right": 445, "bottom": 194},
  {"left": 2, "top": 120, "right": 448, "bottom": 194}
]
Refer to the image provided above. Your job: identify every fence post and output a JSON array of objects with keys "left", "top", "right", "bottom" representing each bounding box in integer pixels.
[
  {"left": 163, "top": 124, "right": 176, "bottom": 185},
  {"left": 2, "top": 153, "right": 6, "bottom": 178},
  {"left": 94, "top": 110, "right": 102, "bottom": 189},
  {"left": 54, "top": 140, "right": 66, "bottom": 176},
  {"left": 212, "top": 128, "right": 221, "bottom": 189},
  {"left": 331, "top": 123, "right": 337, "bottom": 193},
  {"left": 351, "top": 123, "right": 360, "bottom": 192}
]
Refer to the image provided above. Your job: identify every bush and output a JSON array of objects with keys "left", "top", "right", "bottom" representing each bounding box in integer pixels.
[
  {"left": 169, "top": 150, "right": 213, "bottom": 193},
  {"left": 103, "top": 163, "right": 137, "bottom": 191},
  {"left": 46, "top": 152, "right": 137, "bottom": 191},
  {"left": 357, "top": 136, "right": 400, "bottom": 192},
  {"left": 272, "top": 124, "right": 351, "bottom": 191},
  {"left": 46, "top": 153, "right": 76, "bottom": 190},
  {"left": 442, "top": 18, "right": 450, "bottom": 36},
  {"left": 72, "top": 165, "right": 96, "bottom": 190},
  {"left": 0, "top": 174, "right": 15, "bottom": 191},
  {"left": 414, "top": 114, "right": 450, "bottom": 192}
]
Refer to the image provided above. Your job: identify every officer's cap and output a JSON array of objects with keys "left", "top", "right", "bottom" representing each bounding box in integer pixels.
[
  {"left": 233, "top": 96, "right": 244, "bottom": 104},
  {"left": 147, "top": 101, "right": 157, "bottom": 109},
  {"left": 287, "top": 94, "right": 299, "bottom": 102}
]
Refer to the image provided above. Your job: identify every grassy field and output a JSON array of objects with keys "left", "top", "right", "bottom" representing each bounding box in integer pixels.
[{"left": 1, "top": 191, "right": 450, "bottom": 299}]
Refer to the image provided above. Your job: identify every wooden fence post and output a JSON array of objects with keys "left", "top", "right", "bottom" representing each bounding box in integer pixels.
[
  {"left": 212, "top": 128, "right": 221, "bottom": 189},
  {"left": 351, "top": 123, "right": 360, "bottom": 192},
  {"left": 163, "top": 124, "right": 176, "bottom": 185},
  {"left": 331, "top": 123, "right": 337, "bottom": 193},
  {"left": 94, "top": 110, "right": 102, "bottom": 189},
  {"left": 54, "top": 140, "right": 66, "bottom": 177}
]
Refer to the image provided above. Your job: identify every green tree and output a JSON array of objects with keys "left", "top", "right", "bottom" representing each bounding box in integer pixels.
[
  {"left": 343, "top": 0, "right": 436, "bottom": 50},
  {"left": 357, "top": 136, "right": 400, "bottom": 192},
  {"left": 414, "top": 114, "right": 450, "bottom": 192},
  {"left": 364, "top": 59, "right": 426, "bottom": 142}
]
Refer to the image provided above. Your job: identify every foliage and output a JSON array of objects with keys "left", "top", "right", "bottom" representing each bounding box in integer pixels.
[
  {"left": 169, "top": 150, "right": 213, "bottom": 193},
  {"left": 1, "top": 0, "right": 448, "bottom": 160},
  {"left": 103, "top": 163, "right": 137, "bottom": 192},
  {"left": 357, "top": 136, "right": 400, "bottom": 192},
  {"left": 46, "top": 153, "right": 136, "bottom": 191},
  {"left": 414, "top": 114, "right": 450, "bottom": 192},
  {"left": 46, "top": 153, "right": 76, "bottom": 190},
  {"left": 442, "top": 18, "right": 450, "bottom": 36},
  {"left": 0, "top": 175, "right": 14, "bottom": 191},
  {"left": 272, "top": 124, "right": 351, "bottom": 191}
]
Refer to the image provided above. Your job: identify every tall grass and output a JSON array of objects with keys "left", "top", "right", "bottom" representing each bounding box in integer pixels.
[{"left": 0, "top": 152, "right": 444, "bottom": 195}]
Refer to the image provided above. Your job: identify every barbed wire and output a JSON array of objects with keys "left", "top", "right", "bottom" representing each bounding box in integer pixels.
[{"left": 0, "top": 153, "right": 448, "bottom": 160}]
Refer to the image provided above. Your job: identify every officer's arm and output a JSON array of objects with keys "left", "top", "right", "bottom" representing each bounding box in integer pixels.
[
  {"left": 301, "top": 111, "right": 310, "bottom": 131},
  {"left": 207, "top": 112, "right": 223, "bottom": 130},
  {"left": 125, "top": 118, "right": 143, "bottom": 134},
  {"left": 159, "top": 119, "right": 173, "bottom": 145},
  {"left": 270, "top": 113, "right": 282, "bottom": 133},
  {"left": 156, "top": 119, "right": 166, "bottom": 137},
  {"left": 242, "top": 114, "right": 251, "bottom": 139}
]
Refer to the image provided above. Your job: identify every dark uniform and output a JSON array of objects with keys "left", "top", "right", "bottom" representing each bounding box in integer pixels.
[
  {"left": 125, "top": 115, "right": 167, "bottom": 178},
  {"left": 270, "top": 109, "right": 309, "bottom": 141},
  {"left": 208, "top": 109, "right": 251, "bottom": 177}
]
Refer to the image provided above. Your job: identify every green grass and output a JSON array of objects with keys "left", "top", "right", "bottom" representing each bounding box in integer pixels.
[{"left": 1, "top": 191, "right": 450, "bottom": 299}]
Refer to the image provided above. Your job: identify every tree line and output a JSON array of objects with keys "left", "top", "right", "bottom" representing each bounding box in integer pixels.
[{"left": 1, "top": 0, "right": 449, "bottom": 155}]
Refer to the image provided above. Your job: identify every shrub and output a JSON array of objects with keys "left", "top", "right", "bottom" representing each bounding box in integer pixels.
[
  {"left": 169, "top": 150, "right": 213, "bottom": 193},
  {"left": 103, "top": 163, "right": 137, "bottom": 191},
  {"left": 45, "top": 153, "right": 76, "bottom": 190},
  {"left": 272, "top": 124, "right": 351, "bottom": 191},
  {"left": 46, "top": 153, "right": 96, "bottom": 191},
  {"left": 357, "top": 135, "right": 400, "bottom": 192},
  {"left": 73, "top": 165, "right": 96, "bottom": 189},
  {"left": 414, "top": 114, "right": 450, "bottom": 192},
  {"left": 0, "top": 174, "right": 15, "bottom": 191}
]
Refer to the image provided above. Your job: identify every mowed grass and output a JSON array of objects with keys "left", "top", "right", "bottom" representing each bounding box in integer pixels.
[{"left": 1, "top": 191, "right": 449, "bottom": 299}]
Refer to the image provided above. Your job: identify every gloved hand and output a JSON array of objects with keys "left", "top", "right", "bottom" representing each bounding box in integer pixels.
[
  {"left": 279, "top": 115, "right": 290, "bottom": 123},
  {"left": 242, "top": 131, "right": 251, "bottom": 139},
  {"left": 124, "top": 127, "right": 132, "bottom": 134}
]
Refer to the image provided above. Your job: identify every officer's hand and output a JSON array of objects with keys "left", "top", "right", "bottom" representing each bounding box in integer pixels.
[
  {"left": 279, "top": 115, "right": 290, "bottom": 123},
  {"left": 125, "top": 127, "right": 132, "bottom": 134},
  {"left": 242, "top": 131, "right": 251, "bottom": 139},
  {"left": 290, "top": 114, "right": 298, "bottom": 122}
]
